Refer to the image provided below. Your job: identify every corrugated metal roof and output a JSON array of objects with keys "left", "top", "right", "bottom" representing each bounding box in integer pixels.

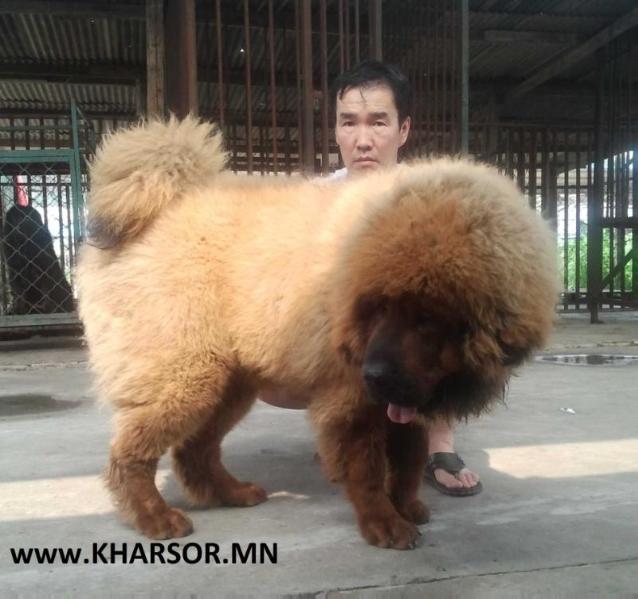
[
  {"left": 0, "top": 80, "right": 136, "bottom": 114},
  {"left": 0, "top": 12, "right": 144, "bottom": 65},
  {"left": 0, "top": 0, "right": 635, "bottom": 119}
]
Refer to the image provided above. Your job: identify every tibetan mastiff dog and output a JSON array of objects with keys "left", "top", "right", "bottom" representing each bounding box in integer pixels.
[{"left": 78, "top": 117, "right": 557, "bottom": 549}]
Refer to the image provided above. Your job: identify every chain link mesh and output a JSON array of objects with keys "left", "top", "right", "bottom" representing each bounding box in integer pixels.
[{"left": 0, "top": 163, "right": 79, "bottom": 315}]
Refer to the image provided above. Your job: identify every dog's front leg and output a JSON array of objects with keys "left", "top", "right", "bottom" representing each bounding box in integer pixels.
[
  {"left": 385, "top": 421, "right": 430, "bottom": 525},
  {"left": 315, "top": 404, "right": 421, "bottom": 550}
]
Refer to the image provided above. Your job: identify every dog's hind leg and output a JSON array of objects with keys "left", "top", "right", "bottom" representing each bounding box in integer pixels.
[
  {"left": 385, "top": 421, "right": 430, "bottom": 525},
  {"left": 105, "top": 355, "right": 233, "bottom": 539},
  {"left": 172, "top": 375, "right": 268, "bottom": 509},
  {"left": 107, "top": 408, "right": 199, "bottom": 539}
]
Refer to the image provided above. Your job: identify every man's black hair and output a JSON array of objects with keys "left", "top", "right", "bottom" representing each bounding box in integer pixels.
[{"left": 331, "top": 59, "right": 412, "bottom": 126}]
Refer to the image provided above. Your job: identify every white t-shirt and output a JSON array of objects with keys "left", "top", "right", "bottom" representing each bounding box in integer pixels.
[{"left": 326, "top": 167, "right": 348, "bottom": 181}]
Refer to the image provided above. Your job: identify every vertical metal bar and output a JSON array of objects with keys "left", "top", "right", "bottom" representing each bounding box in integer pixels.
[
  {"left": 450, "top": 0, "right": 458, "bottom": 153},
  {"left": 70, "top": 103, "right": 84, "bottom": 244},
  {"left": 215, "top": 0, "right": 225, "bottom": 129},
  {"left": 541, "top": 127, "right": 549, "bottom": 217},
  {"left": 413, "top": 5, "right": 422, "bottom": 156},
  {"left": 505, "top": 127, "right": 513, "bottom": 178},
  {"left": 259, "top": 125, "right": 264, "bottom": 175},
  {"left": 232, "top": 123, "right": 237, "bottom": 172},
  {"left": 164, "top": 0, "right": 197, "bottom": 117},
  {"left": 295, "top": 0, "right": 303, "bottom": 170},
  {"left": 563, "top": 132, "right": 569, "bottom": 307},
  {"left": 354, "top": 0, "right": 360, "bottom": 64},
  {"left": 38, "top": 172, "right": 46, "bottom": 227},
  {"left": 589, "top": 50, "right": 605, "bottom": 322},
  {"left": 583, "top": 131, "right": 596, "bottom": 307},
  {"left": 282, "top": 22, "right": 292, "bottom": 175},
  {"left": 529, "top": 129, "right": 537, "bottom": 210},
  {"left": 425, "top": 3, "right": 433, "bottom": 155},
  {"left": 620, "top": 43, "right": 629, "bottom": 298},
  {"left": 344, "top": 0, "right": 351, "bottom": 69},
  {"left": 339, "top": 0, "right": 345, "bottom": 72},
  {"left": 630, "top": 33, "right": 637, "bottom": 297},
  {"left": 608, "top": 50, "right": 616, "bottom": 304},
  {"left": 0, "top": 168, "right": 5, "bottom": 310},
  {"left": 575, "top": 134, "right": 582, "bottom": 309},
  {"left": 301, "top": 0, "right": 315, "bottom": 174},
  {"left": 243, "top": 0, "right": 253, "bottom": 174},
  {"left": 633, "top": 113, "right": 638, "bottom": 297},
  {"left": 550, "top": 130, "right": 558, "bottom": 233},
  {"left": 56, "top": 176, "right": 65, "bottom": 270},
  {"left": 494, "top": 126, "right": 502, "bottom": 172},
  {"left": 64, "top": 184, "right": 74, "bottom": 274},
  {"left": 432, "top": 2, "right": 439, "bottom": 154},
  {"left": 459, "top": 0, "right": 469, "bottom": 154},
  {"left": 517, "top": 128, "right": 525, "bottom": 192},
  {"left": 441, "top": 0, "right": 447, "bottom": 153},
  {"left": 368, "top": 0, "right": 382, "bottom": 60},
  {"left": 267, "top": 0, "right": 278, "bottom": 174},
  {"left": 320, "top": 0, "right": 330, "bottom": 174},
  {"left": 618, "top": 46, "right": 627, "bottom": 300}
]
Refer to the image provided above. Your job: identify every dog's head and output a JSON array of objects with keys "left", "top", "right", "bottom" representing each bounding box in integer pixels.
[
  {"left": 356, "top": 292, "right": 527, "bottom": 421},
  {"left": 331, "top": 160, "right": 558, "bottom": 423},
  {"left": 339, "top": 291, "right": 527, "bottom": 422}
]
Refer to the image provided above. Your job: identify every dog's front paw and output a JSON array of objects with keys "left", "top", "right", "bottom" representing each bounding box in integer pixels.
[
  {"left": 396, "top": 498, "right": 430, "bottom": 524},
  {"left": 135, "top": 507, "right": 194, "bottom": 540},
  {"left": 358, "top": 512, "right": 421, "bottom": 550}
]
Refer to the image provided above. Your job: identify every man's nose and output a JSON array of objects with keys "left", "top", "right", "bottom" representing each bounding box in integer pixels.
[{"left": 354, "top": 126, "right": 373, "bottom": 150}]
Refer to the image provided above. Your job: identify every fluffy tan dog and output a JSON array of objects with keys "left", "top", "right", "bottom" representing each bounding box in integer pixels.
[{"left": 78, "top": 117, "right": 557, "bottom": 549}]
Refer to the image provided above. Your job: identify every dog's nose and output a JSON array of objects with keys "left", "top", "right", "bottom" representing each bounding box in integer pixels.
[{"left": 362, "top": 361, "right": 396, "bottom": 392}]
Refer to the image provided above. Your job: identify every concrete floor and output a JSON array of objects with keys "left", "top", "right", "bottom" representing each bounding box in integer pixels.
[{"left": 1, "top": 312, "right": 637, "bottom": 597}]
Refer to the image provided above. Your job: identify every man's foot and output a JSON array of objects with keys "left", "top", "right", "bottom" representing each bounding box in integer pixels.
[
  {"left": 427, "top": 417, "right": 481, "bottom": 496},
  {"left": 425, "top": 452, "right": 482, "bottom": 496}
]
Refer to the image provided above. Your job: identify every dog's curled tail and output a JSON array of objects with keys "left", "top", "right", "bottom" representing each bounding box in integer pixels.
[{"left": 87, "top": 115, "right": 226, "bottom": 248}]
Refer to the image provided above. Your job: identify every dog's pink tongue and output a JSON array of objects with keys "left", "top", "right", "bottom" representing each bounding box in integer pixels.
[{"left": 386, "top": 403, "right": 417, "bottom": 424}]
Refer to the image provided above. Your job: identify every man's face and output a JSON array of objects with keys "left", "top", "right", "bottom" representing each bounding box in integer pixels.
[{"left": 335, "top": 83, "right": 411, "bottom": 174}]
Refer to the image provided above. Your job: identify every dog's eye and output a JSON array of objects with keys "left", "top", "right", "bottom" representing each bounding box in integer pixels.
[
  {"left": 500, "top": 344, "right": 529, "bottom": 366},
  {"left": 354, "top": 294, "right": 388, "bottom": 323}
]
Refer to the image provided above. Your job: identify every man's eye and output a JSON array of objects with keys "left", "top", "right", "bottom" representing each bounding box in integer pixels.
[
  {"left": 374, "top": 121, "right": 387, "bottom": 126},
  {"left": 342, "top": 121, "right": 354, "bottom": 127}
]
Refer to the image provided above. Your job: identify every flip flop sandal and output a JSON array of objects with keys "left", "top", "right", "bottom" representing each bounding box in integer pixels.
[{"left": 425, "top": 452, "right": 483, "bottom": 497}]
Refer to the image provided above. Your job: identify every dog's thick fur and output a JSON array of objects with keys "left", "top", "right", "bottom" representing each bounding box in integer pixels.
[{"left": 78, "top": 116, "right": 557, "bottom": 549}]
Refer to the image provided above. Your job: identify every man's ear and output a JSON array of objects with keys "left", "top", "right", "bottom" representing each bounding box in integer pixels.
[{"left": 399, "top": 116, "right": 411, "bottom": 147}]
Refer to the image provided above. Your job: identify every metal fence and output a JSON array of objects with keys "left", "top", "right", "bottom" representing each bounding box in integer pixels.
[
  {"left": 2, "top": 2, "right": 632, "bottom": 323},
  {"left": 0, "top": 104, "right": 93, "bottom": 331},
  {"left": 473, "top": 31, "right": 637, "bottom": 313},
  {"left": 198, "top": 0, "right": 463, "bottom": 174}
]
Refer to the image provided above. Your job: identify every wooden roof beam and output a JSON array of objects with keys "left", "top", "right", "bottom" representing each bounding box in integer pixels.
[
  {"left": 479, "top": 30, "right": 580, "bottom": 45},
  {"left": 506, "top": 6, "right": 638, "bottom": 104}
]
